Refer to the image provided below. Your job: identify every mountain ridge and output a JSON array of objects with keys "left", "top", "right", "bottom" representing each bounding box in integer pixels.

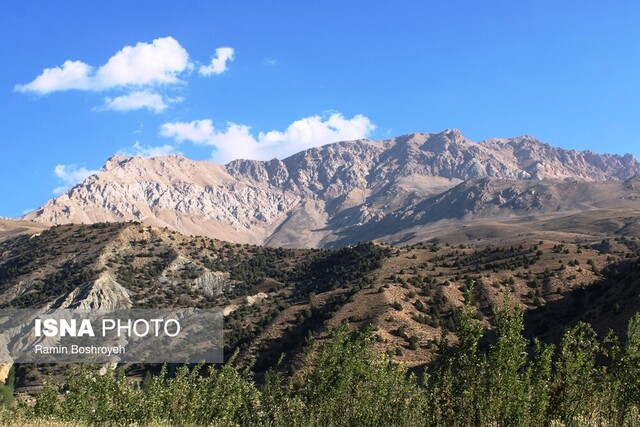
[{"left": 24, "top": 129, "right": 640, "bottom": 247}]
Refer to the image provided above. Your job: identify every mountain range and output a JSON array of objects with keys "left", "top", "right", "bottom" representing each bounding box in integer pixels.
[
  {"left": 4, "top": 129, "right": 640, "bottom": 387},
  {"left": 23, "top": 129, "right": 640, "bottom": 247}
]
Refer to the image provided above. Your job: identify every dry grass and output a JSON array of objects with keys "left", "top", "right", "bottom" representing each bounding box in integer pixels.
[{"left": 0, "top": 218, "right": 48, "bottom": 242}]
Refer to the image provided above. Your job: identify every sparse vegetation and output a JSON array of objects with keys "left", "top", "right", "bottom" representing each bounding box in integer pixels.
[{"left": 2, "top": 222, "right": 640, "bottom": 425}]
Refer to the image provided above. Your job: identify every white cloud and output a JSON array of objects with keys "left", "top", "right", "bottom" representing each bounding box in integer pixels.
[
  {"left": 199, "top": 47, "right": 235, "bottom": 76},
  {"left": 52, "top": 164, "right": 99, "bottom": 195},
  {"left": 15, "top": 37, "right": 190, "bottom": 94},
  {"left": 118, "top": 141, "right": 178, "bottom": 157},
  {"left": 160, "top": 112, "right": 375, "bottom": 163},
  {"left": 160, "top": 119, "right": 216, "bottom": 144},
  {"left": 15, "top": 60, "right": 94, "bottom": 93},
  {"left": 94, "top": 37, "right": 189, "bottom": 88},
  {"left": 101, "top": 91, "right": 183, "bottom": 113}
]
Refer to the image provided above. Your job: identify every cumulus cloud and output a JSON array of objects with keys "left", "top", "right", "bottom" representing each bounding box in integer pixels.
[
  {"left": 94, "top": 37, "right": 189, "bottom": 88},
  {"left": 101, "top": 91, "right": 183, "bottom": 113},
  {"left": 15, "top": 37, "right": 190, "bottom": 94},
  {"left": 52, "top": 164, "right": 99, "bottom": 195},
  {"left": 16, "top": 38, "right": 236, "bottom": 115},
  {"left": 118, "top": 141, "right": 178, "bottom": 157},
  {"left": 199, "top": 47, "right": 235, "bottom": 76},
  {"left": 159, "top": 119, "right": 216, "bottom": 144},
  {"left": 160, "top": 112, "right": 375, "bottom": 163},
  {"left": 16, "top": 60, "right": 94, "bottom": 93}
]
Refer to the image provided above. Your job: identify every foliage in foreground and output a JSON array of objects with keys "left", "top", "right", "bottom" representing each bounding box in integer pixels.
[{"left": 2, "top": 308, "right": 640, "bottom": 427}]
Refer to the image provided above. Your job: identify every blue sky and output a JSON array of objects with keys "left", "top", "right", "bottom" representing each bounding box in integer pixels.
[{"left": 1, "top": 1, "right": 640, "bottom": 217}]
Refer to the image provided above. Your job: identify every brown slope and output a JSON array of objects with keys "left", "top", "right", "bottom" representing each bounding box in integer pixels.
[
  {"left": 320, "top": 178, "right": 640, "bottom": 247},
  {"left": 0, "top": 219, "right": 48, "bottom": 242},
  {"left": 2, "top": 221, "right": 640, "bottom": 380}
]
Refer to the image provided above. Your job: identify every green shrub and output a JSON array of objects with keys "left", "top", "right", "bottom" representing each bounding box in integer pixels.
[{"left": 9, "top": 311, "right": 640, "bottom": 426}]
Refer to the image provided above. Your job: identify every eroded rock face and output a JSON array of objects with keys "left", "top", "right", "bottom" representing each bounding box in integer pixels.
[
  {"left": 191, "top": 271, "right": 230, "bottom": 297},
  {"left": 51, "top": 273, "right": 132, "bottom": 310},
  {"left": 24, "top": 130, "right": 640, "bottom": 247}
]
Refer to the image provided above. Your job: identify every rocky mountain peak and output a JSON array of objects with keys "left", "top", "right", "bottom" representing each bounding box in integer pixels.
[{"left": 103, "top": 154, "right": 133, "bottom": 171}]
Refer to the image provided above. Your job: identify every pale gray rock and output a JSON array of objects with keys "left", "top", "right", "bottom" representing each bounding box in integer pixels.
[{"left": 24, "top": 130, "right": 640, "bottom": 247}]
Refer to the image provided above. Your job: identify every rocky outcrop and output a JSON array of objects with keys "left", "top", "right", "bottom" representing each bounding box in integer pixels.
[{"left": 51, "top": 273, "right": 132, "bottom": 310}]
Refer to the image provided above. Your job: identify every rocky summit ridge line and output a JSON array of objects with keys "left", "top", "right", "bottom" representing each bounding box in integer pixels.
[{"left": 23, "top": 129, "right": 640, "bottom": 248}]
